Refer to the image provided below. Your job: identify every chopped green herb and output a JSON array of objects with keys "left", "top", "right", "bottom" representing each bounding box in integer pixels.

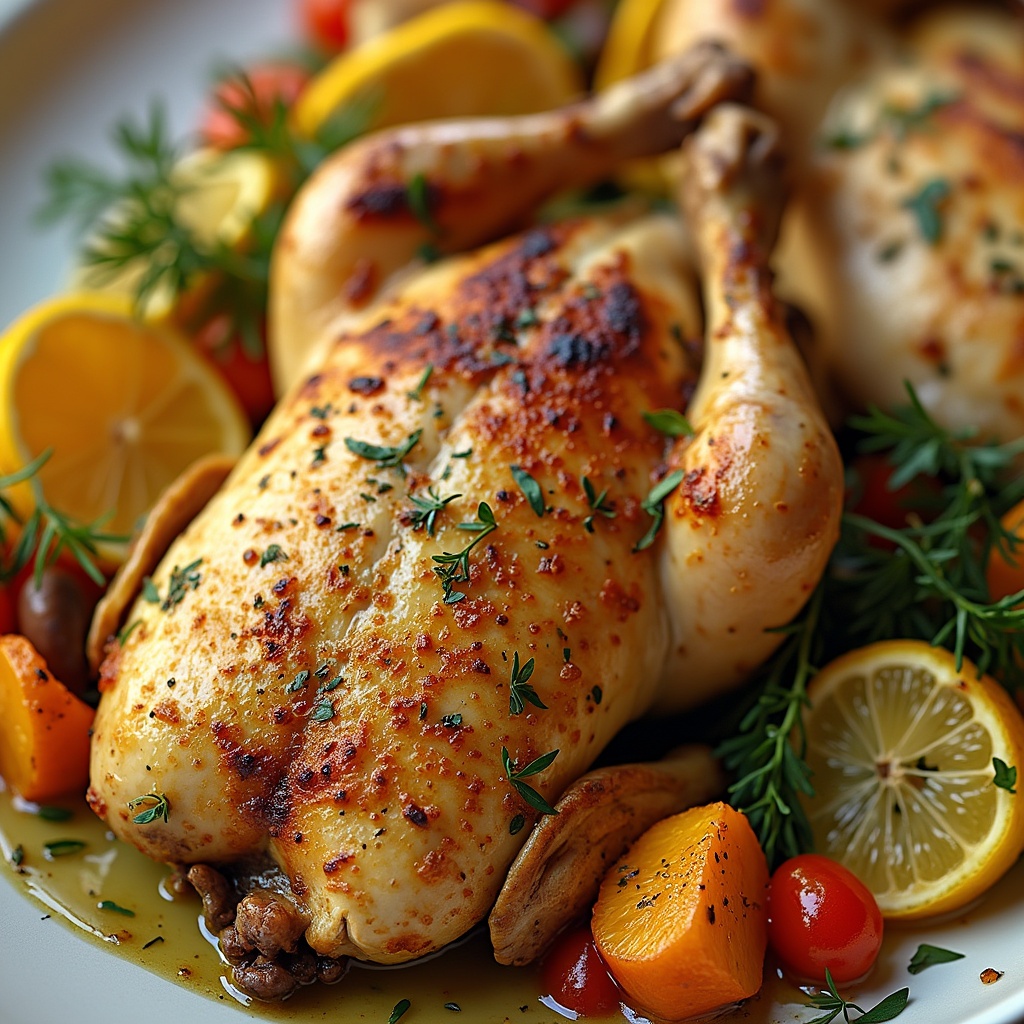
[
  {"left": 993, "top": 757, "right": 1017, "bottom": 794},
  {"left": 259, "top": 544, "right": 288, "bottom": 568},
  {"left": 312, "top": 444, "right": 328, "bottom": 466},
  {"left": 128, "top": 792, "right": 170, "bottom": 825},
  {"left": 389, "top": 998, "right": 412, "bottom": 1024},
  {"left": 419, "top": 701, "right": 428, "bottom": 721},
  {"left": 407, "top": 171, "right": 436, "bottom": 231},
  {"left": 408, "top": 486, "right": 461, "bottom": 536},
  {"left": 407, "top": 363, "right": 434, "bottom": 402},
  {"left": 444, "top": 1002, "right": 462, "bottom": 1012},
  {"left": 562, "top": 647, "right": 571, "bottom": 662},
  {"left": 161, "top": 558, "right": 203, "bottom": 610},
  {"left": 510, "top": 465, "right": 545, "bottom": 517},
  {"left": 11, "top": 845, "right": 24, "bottom": 867},
  {"left": 515, "top": 307, "right": 538, "bottom": 329},
  {"left": 452, "top": 448, "right": 472, "bottom": 459},
  {"left": 311, "top": 698, "right": 335, "bottom": 722},
  {"left": 98, "top": 900, "right": 136, "bottom": 917},
  {"left": 336, "top": 521, "right": 360, "bottom": 531},
  {"left": 643, "top": 409, "right": 694, "bottom": 438},
  {"left": 310, "top": 403, "right": 333, "bottom": 420},
  {"left": 902, "top": 178, "right": 950, "bottom": 246},
  {"left": 805, "top": 968, "right": 908, "bottom": 1024},
  {"left": 441, "top": 713, "right": 463, "bottom": 728},
  {"left": 314, "top": 662, "right": 333, "bottom": 678},
  {"left": 36, "top": 806, "right": 73, "bottom": 822},
  {"left": 43, "top": 839, "right": 87, "bottom": 858},
  {"left": 509, "top": 652, "right": 547, "bottom": 716},
  {"left": 344, "top": 430, "right": 422, "bottom": 473},
  {"left": 141, "top": 577, "right": 160, "bottom": 604},
  {"left": 591, "top": 685, "right": 603, "bottom": 705},
  {"left": 117, "top": 619, "right": 142, "bottom": 646},
  {"left": 509, "top": 815, "right": 525, "bottom": 836},
  {"left": 286, "top": 670, "right": 310, "bottom": 693},
  {"left": 502, "top": 746, "right": 560, "bottom": 817},
  {"left": 908, "top": 944, "right": 965, "bottom": 974},
  {"left": 431, "top": 502, "right": 497, "bottom": 604},
  {"left": 319, "top": 675, "right": 343, "bottom": 693},
  {"left": 634, "top": 470, "right": 684, "bottom": 551},
  {"left": 581, "top": 476, "right": 615, "bottom": 533}
]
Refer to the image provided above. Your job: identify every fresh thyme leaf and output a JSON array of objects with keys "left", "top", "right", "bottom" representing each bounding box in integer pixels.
[
  {"left": 509, "top": 652, "right": 547, "bottom": 716},
  {"left": 43, "top": 839, "right": 87, "bottom": 858},
  {"left": 441, "top": 713, "right": 463, "bottom": 728},
  {"left": 993, "top": 757, "right": 1017, "bottom": 794},
  {"left": 259, "top": 545, "right": 287, "bottom": 568},
  {"left": 36, "top": 806, "right": 73, "bottom": 822},
  {"left": 311, "top": 698, "right": 335, "bottom": 722},
  {"left": 389, "top": 998, "right": 412, "bottom": 1024},
  {"left": 856, "top": 988, "right": 910, "bottom": 1023},
  {"left": 502, "top": 746, "right": 560, "bottom": 817},
  {"left": 643, "top": 409, "right": 694, "bottom": 438},
  {"left": 344, "top": 430, "right": 422, "bottom": 472},
  {"left": 286, "top": 670, "right": 310, "bottom": 693},
  {"left": 141, "top": 577, "right": 160, "bottom": 604},
  {"left": 407, "top": 486, "right": 461, "bottom": 536},
  {"left": 128, "top": 792, "right": 170, "bottom": 825},
  {"left": 406, "top": 172, "right": 436, "bottom": 231},
  {"left": 510, "top": 465, "right": 545, "bottom": 517},
  {"left": 162, "top": 558, "right": 203, "bottom": 610},
  {"left": 581, "top": 476, "right": 615, "bottom": 533},
  {"left": 902, "top": 178, "right": 950, "bottom": 246},
  {"left": 634, "top": 470, "right": 684, "bottom": 552},
  {"left": 98, "top": 900, "right": 136, "bottom": 917},
  {"left": 908, "top": 943, "right": 965, "bottom": 974},
  {"left": 117, "top": 619, "right": 142, "bottom": 646},
  {"left": 407, "top": 363, "right": 433, "bottom": 401},
  {"left": 509, "top": 814, "right": 525, "bottom": 836}
]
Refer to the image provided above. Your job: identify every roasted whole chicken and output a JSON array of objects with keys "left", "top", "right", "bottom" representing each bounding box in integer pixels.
[
  {"left": 650, "top": 0, "right": 1024, "bottom": 441},
  {"left": 87, "top": 46, "right": 842, "bottom": 978}
]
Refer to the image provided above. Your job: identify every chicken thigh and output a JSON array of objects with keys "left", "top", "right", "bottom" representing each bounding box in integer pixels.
[{"left": 88, "top": 51, "right": 842, "bottom": 972}]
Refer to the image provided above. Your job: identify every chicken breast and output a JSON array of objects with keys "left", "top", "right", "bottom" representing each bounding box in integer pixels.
[{"left": 89, "top": 53, "right": 842, "bottom": 971}]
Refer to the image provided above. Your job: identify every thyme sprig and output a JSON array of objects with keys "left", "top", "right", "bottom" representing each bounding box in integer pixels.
[
  {"left": 508, "top": 652, "right": 547, "bottom": 716},
  {"left": 806, "top": 969, "right": 908, "bottom": 1024},
  {"left": 581, "top": 475, "right": 615, "bottom": 533},
  {"left": 431, "top": 502, "right": 497, "bottom": 604},
  {"left": 0, "top": 449, "right": 122, "bottom": 587},
  {"left": 502, "top": 746, "right": 560, "bottom": 816},
  {"left": 407, "top": 486, "right": 461, "bottom": 536},
  {"left": 128, "top": 792, "right": 170, "bottom": 825}
]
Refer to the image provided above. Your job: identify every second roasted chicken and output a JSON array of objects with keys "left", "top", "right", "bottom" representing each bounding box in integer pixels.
[{"left": 87, "top": 46, "right": 842, "bottom": 978}]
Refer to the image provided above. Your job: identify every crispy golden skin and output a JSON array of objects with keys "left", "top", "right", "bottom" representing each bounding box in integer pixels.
[{"left": 89, "top": 58, "right": 842, "bottom": 967}]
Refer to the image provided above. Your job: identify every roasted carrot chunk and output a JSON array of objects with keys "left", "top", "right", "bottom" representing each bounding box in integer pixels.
[
  {"left": 0, "top": 634, "right": 94, "bottom": 801},
  {"left": 592, "top": 801, "right": 769, "bottom": 1021}
]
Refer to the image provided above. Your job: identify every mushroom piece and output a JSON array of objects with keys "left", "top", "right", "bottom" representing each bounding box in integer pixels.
[{"left": 488, "top": 745, "right": 726, "bottom": 966}]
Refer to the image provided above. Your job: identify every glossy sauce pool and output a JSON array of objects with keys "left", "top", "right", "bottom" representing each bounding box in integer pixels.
[{"left": 0, "top": 780, "right": 839, "bottom": 1024}]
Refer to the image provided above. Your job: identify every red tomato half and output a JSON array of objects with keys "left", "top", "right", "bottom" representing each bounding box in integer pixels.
[
  {"left": 541, "top": 924, "right": 622, "bottom": 1018},
  {"left": 767, "top": 854, "right": 884, "bottom": 985},
  {"left": 194, "top": 315, "right": 276, "bottom": 427},
  {"left": 201, "top": 62, "right": 311, "bottom": 150},
  {"left": 299, "top": 0, "right": 353, "bottom": 53}
]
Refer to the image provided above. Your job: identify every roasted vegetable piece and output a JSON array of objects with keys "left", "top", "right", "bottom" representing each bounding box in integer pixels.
[
  {"left": 592, "top": 801, "right": 769, "bottom": 1021},
  {"left": 0, "top": 634, "right": 94, "bottom": 801}
]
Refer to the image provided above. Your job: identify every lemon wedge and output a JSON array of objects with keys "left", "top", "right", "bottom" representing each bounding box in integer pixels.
[
  {"left": 293, "top": 0, "right": 582, "bottom": 139},
  {"left": 0, "top": 292, "right": 249, "bottom": 558},
  {"left": 802, "top": 639, "right": 1024, "bottom": 919},
  {"left": 74, "top": 147, "right": 277, "bottom": 321}
]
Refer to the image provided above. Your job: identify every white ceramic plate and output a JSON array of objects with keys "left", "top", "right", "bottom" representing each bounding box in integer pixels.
[{"left": 1, "top": 2, "right": 1024, "bottom": 1023}]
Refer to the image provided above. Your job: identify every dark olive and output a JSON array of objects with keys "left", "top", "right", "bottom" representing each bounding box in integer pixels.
[{"left": 16, "top": 565, "right": 95, "bottom": 696}]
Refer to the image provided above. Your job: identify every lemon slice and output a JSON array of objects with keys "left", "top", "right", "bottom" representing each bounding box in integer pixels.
[
  {"left": 74, "top": 147, "right": 277, "bottom": 321},
  {"left": 0, "top": 292, "right": 249, "bottom": 559},
  {"left": 803, "top": 639, "right": 1024, "bottom": 919},
  {"left": 293, "top": 0, "right": 582, "bottom": 139}
]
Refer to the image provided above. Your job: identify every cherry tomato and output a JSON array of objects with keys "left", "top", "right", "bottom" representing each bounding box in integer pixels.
[
  {"left": 541, "top": 924, "right": 622, "bottom": 1018},
  {"left": 987, "top": 498, "right": 1024, "bottom": 602},
  {"left": 767, "top": 854, "right": 883, "bottom": 985},
  {"left": 194, "top": 315, "right": 276, "bottom": 427},
  {"left": 847, "top": 455, "right": 939, "bottom": 533},
  {"left": 200, "top": 62, "right": 311, "bottom": 150},
  {"left": 0, "top": 584, "right": 15, "bottom": 634},
  {"left": 508, "top": 0, "right": 578, "bottom": 19},
  {"left": 299, "top": 0, "right": 352, "bottom": 53}
]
